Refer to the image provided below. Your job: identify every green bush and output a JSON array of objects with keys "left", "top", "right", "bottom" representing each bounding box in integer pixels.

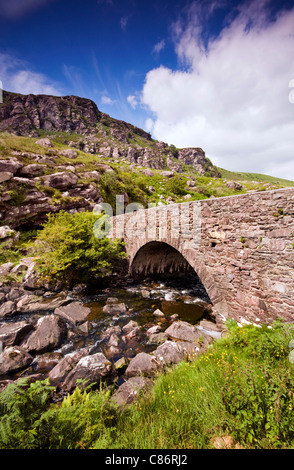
[
  {"left": 33, "top": 210, "right": 127, "bottom": 288},
  {"left": 165, "top": 175, "right": 187, "bottom": 196}
]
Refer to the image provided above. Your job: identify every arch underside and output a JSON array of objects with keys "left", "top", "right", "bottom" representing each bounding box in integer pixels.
[{"left": 130, "top": 241, "right": 212, "bottom": 304}]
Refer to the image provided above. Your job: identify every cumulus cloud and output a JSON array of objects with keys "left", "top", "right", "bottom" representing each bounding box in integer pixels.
[
  {"left": 0, "top": 52, "right": 62, "bottom": 95},
  {"left": 141, "top": 0, "right": 294, "bottom": 179}
]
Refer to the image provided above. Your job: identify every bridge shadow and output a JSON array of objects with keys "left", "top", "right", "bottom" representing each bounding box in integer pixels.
[{"left": 129, "top": 241, "right": 212, "bottom": 304}]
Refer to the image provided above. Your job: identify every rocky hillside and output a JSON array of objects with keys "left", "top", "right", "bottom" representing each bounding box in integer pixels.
[
  {"left": 0, "top": 90, "right": 219, "bottom": 175},
  {"left": 0, "top": 90, "right": 292, "bottom": 229}
]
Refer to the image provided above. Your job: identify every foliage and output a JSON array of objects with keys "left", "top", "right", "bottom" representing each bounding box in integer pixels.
[
  {"left": 0, "top": 378, "right": 54, "bottom": 449},
  {"left": 33, "top": 210, "right": 127, "bottom": 288},
  {"left": 0, "top": 319, "right": 293, "bottom": 449},
  {"left": 164, "top": 175, "right": 187, "bottom": 196}
]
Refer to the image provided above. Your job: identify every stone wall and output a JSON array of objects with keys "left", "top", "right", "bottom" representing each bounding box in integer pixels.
[{"left": 112, "top": 188, "right": 294, "bottom": 323}]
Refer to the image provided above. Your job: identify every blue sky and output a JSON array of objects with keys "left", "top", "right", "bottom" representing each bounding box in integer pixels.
[{"left": 1, "top": 0, "right": 294, "bottom": 179}]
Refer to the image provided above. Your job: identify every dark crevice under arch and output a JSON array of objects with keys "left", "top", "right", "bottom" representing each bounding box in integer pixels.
[{"left": 130, "top": 241, "right": 212, "bottom": 304}]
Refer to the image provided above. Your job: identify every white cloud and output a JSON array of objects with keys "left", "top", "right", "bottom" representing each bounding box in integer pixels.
[
  {"left": 101, "top": 94, "right": 116, "bottom": 105},
  {"left": 141, "top": 1, "right": 294, "bottom": 180},
  {"left": 152, "top": 40, "right": 165, "bottom": 56},
  {"left": 127, "top": 94, "right": 139, "bottom": 109},
  {"left": 0, "top": 52, "right": 62, "bottom": 95},
  {"left": 145, "top": 118, "right": 154, "bottom": 133}
]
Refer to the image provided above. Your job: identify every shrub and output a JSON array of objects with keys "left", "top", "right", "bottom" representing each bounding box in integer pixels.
[
  {"left": 33, "top": 210, "right": 127, "bottom": 288},
  {"left": 165, "top": 175, "right": 187, "bottom": 195}
]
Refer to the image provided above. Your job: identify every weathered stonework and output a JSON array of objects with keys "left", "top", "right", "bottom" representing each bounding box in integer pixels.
[{"left": 112, "top": 188, "right": 294, "bottom": 323}]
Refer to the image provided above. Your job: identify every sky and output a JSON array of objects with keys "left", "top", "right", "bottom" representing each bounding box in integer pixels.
[{"left": 0, "top": 0, "right": 294, "bottom": 179}]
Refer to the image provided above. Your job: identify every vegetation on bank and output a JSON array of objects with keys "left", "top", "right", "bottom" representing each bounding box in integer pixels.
[
  {"left": 32, "top": 210, "right": 127, "bottom": 288},
  {"left": 0, "top": 319, "right": 293, "bottom": 449}
]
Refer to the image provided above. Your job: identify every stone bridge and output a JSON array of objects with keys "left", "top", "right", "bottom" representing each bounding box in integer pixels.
[{"left": 111, "top": 188, "right": 294, "bottom": 324}]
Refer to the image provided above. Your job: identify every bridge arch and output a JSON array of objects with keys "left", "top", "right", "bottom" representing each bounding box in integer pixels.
[{"left": 128, "top": 238, "right": 227, "bottom": 315}]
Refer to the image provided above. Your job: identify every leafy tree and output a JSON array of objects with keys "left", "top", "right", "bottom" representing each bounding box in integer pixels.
[{"left": 33, "top": 210, "right": 127, "bottom": 288}]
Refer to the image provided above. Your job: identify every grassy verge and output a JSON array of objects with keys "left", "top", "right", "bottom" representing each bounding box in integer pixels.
[{"left": 0, "top": 319, "right": 293, "bottom": 449}]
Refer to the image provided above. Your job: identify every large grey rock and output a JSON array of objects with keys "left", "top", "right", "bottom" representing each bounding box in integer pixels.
[
  {"left": 41, "top": 171, "right": 78, "bottom": 189},
  {"left": 112, "top": 376, "right": 153, "bottom": 407},
  {"left": 17, "top": 164, "right": 45, "bottom": 177},
  {"left": 0, "top": 172, "right": 13, "bottom": 183},
  {"left": 0, "top": 158, "right": 23, "bottom": 174},
  {"left": 17, "top": 296, "right": 66, "bottom": 313},
  {"left": 0, "top": 226, "right": 15, "bottom": 240},
  {"left": 164, "top": 321, "right": 201, "bottom": 343},
  {"left": 54, "top": 301, "right": 91, "bottom": 326},
  {"left": 0, "top": 301, "right": 16, "bottom": 319},
  {"left": 0, "top": 346, "right": 33, "bottom": 375},
  {"left": 62, "top": 353, "right": 112, "bottom": 392},
  {"left": 0, "top": 321, "right": 34, "bottom": 347},
  {"left": 49, "top": 349, "right": 89, "bottom": 384},
  {"left": 154, "top": 341, "right": 186, "bottom": 365},
  {"left": 125, "top": 352, "right": 159, "bottom": 378},
  {"left": 0, "top": 262, "right": 14, "bottom": 276},
  {"left": 35, "top": 138, "right": 53, "bottom": 147},
  {"left": 59, "top": 149, "right": 78, "bottom": 159},
  {"left": 102, "top": 302, "right": 128, "bottom": 316},
  {"left": 21, "top": 314, "right": 67, "bottom": 354}
]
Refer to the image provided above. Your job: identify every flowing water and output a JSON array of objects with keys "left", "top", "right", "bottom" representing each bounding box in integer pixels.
[{"left": 14, "top": 274, "right": 214, "bottom": 381}]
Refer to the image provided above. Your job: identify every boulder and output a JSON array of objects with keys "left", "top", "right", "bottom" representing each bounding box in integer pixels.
[
  {"left": 49, "top": 349, "right": 89, "bottom": 384},
  {"left": 146, "top": 325, "right": 162, "bottom": 335},
  {"left": 0, "top": 172, "right": 13, "bottom": 183},
  {"left": 0, "top": 226, "right": 15, "bottom": 240},
  {"left": 100, "top": 325, "right": 122, "bottom": 340},
  {"left": 62, "top": 353, "right": 113, "bottom": 392},
  {"left": 35, "top": 138, "right": 54, "bottom": 147},
  {"left": 21, "top": 314, "right": 67, "bottom": 354},
  {"left": 102, "top": 302, "right": 128, "bottom": 316},
  {"left": 17, "top": 296, "right": 67, "bottom": 313},
  {"left": 59, "top": 149, "right": 78, "bottom": 159},
  {"left": 54, "top": 301, "right": 91, "bottom": 326},
  {"left": 41, "top": 171, "right": 78, "bottom": 189},
  {"left": 0, "top": 346, "right": 33, "bottom": 375},
  {"left": 226, "top": 181, "right": 242, "bottom": 190},
  {"left": 161, "top": 171, "right": 174, "bottom": 178},
  {"left": 122, "top": 321, "right": 139, "bottom": 334},
  {"left": 112, "top": 376, "right": 153, "bottom": 407},
  {"left": 81, "top": 170, "right": 101, "bottom": 182},
  {"left": 142, "top": 169, "right": 154, "bottom": 177},
  {"left": 0, "top": 321, "right": 34, "bottom": 347},
  {"left": 0, "top": 158, "right": 23, "bottom": 174},
  {"left": 153, "top": 308, "right": 164, "bottom": 317},
  {"left": 154, "top": 341, "right": 186, "bottom": 365},
  {"left": 147, "top": 332, "right": 168, "bottom": 345},
  {"left": 0, "top": 262, "right": 14, "bottom": 276},
  {"left": 164, "top": 321, "right": 201, "bottom": 343},
  {"left": 125, "top": 352, "right": 159, "bottom": 378},
  {"left": 17, "top": 164, "right": 45, "bottom": 177},
  {"left": 0, "top": 301, "right": 16, "bottom": 319}
]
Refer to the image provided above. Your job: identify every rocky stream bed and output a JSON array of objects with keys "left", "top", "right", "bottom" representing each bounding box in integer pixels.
[{"left": 0, "top": 273, "right": 225, "bottom": 406}]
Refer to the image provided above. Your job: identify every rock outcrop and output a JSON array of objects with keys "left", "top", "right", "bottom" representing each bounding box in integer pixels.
[{"left": 0, "top": 91, "right": 101, "bottom": 135}]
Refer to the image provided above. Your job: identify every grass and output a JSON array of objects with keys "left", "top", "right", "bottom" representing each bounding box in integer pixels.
[
  {"left": 217, "top": 167, "right": 294, "bottom": 187},
  {"left": 0, "top": 319, "right": 293, "bottom": 449}
]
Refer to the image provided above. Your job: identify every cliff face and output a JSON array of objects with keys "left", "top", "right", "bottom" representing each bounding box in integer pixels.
[{"left": 0, "top": 91, "right": 101, "bottom": 135}]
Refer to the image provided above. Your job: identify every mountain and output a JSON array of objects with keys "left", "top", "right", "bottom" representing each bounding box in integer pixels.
[{"left": 0, "top": 90, "right": 293, "bottom": 229}]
